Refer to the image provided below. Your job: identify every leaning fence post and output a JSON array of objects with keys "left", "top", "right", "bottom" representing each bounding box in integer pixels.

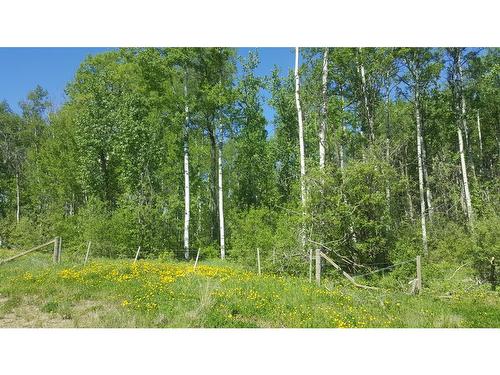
[
  {"left": 193, "top": 248, "right": 200, "bottom": 270},
  {"left": 134, "top": 246, "right": 141, "bottom": 263},
  {"left": 84, "top": 241, "right": 92, "bottom": 266},
  {"left": 416, "top": 255, "right": 422, "bottom": 294},
  {"left": 53, "top": 237, "right": 59, "bottom": 263},
  {"left": 315, "top": 248, "right": 321, "bottom": 285},
  {"left": 257, "top": 248, "right": 261, "bottom": 275}
]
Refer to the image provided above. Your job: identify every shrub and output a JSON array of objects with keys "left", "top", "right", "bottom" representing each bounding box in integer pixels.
[
  {"left": 472, "top": 214, "right": 500, "bottom": 286},
  {"left": 229, "top": 208, "right": 276, "bottom": 265}
]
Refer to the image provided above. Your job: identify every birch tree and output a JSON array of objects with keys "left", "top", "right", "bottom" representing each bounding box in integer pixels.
[
  {"left": 295, "top": 47, "right": 307, "bottom": 248},
  {"left": 398, "top": 48, "right": 441, "bottom": 255},
  {"left": 319, "top": 48, "right": 329, "bottom": 171},
  {"left": 476, "top": 110, "right": 483, "bottom": 161},
  {"left": 448, "top": 48, "right": 474, "bottom": 224},
  {"left": 217, "top": 120, "right": 225, "bottom": 259},
  {"left": 415, "top": 86, "right": 428, "bottom": 255},
  {"left": 421, "top": 133, "right": 434, "bottom": 220},
  {"left": 183, "top": 71, "right": 190, "bottom": 259},
  {"left": 194, "top": 48, "right": 236, "bottom": 257},
  {"left": 356, "top": 48, "right": 375, "bottom": 143}
]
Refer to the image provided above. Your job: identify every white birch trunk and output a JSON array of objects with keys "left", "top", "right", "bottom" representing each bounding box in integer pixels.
[
  {"left": 15, "top": 171, "right": 20, "bottom": 224},
  {"left": 420, "top": 134, "right": 433, "bottom": 221},
  {"left": 459, "top": 73, "right": 470, "bottom": 151},
  {"left": 319, "top": 48, "right": 328, "bottom": 171},
  {"left": 295, "top": 47, "right": 307, "bottom": 249},
  {"left": 458, "top": 170, "right": 467, "bottom": 217},
  {"left": 217, "top": 124, "right": 225, "bottom": 259},
  {"left": 415, "top": 91, "right": 428, "bottom": 255},
  {"left": 477, "top": 110, "right": 483, "bottom": 159},
  {"left": 456, "top": 51, "right": 474, "bottom": 224},
  {"left": 357, "top": 48, "right": 375, "bottom": 143},
  {"left": 197, "top": 191, "right": 201, "bottom": 240},
  {"left": 458, "top": 125, "right": 474, "bottom": 223},
  {"left": 318, "top": 48, "right": 329, "bottom": 251},
  {"left": 183, "top": 75, "right": 190, "bottom": 260},
  {"left": 339, "top": 95, "right": 346, "bottom": 171}
]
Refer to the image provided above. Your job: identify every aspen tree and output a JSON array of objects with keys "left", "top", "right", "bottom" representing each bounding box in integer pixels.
[
  {"left": 15, "top": 172, "right": 20, "bottom": 223},
  {"left": 295, "top": 47, "right": 307, "bottom": 249},
  {"left": 477, "top": 110, "right": 483, "bottom": 160},
  {"left": 450, "top": 48, "right": 474, "bottom": 224},
  {"left": 357, "top": 48, "right": 375, "bottom": 143},
  {"left": 183, "top": 71, "right": 190, "bottom": 259},
  {"left": 217, "top": 121, "right": 225, "bottom": 259},
  {"left": 415, "top": 87, "right": 428, "bottom": 255},
  {"left": 319, "top": 48, "right": 329, "bottom": 171}
]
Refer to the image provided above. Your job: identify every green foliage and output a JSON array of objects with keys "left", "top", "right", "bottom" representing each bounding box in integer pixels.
[
  {"left": 229, "top": 208, "right": 276, "bottom": 264},
  {"left": 308, "top": 151, "right": 403, "bottom": 268},
  {"left": 472, "top": 214, "right": 500, "bottom": 283},
  {"left": 0, "top": 217, "right": 43, "bottom": 249},
  {"left": 0, "top": 48, "right": 498, "bottom": 289}
]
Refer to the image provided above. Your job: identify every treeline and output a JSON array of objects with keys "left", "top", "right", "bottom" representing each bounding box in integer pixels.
[{"left": 0, "top": 48, "right": 498, "bottom": 280}]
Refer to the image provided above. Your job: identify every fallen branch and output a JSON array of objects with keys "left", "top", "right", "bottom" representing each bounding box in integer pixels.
[
  {"left": 446, "top": 262, "right": 470, "bottom": 280},
  {"left": 320, "top": 251, "right": 379, "bottom": 290}
]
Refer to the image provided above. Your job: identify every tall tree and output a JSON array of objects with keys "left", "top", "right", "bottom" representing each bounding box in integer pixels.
[
  {"left": 233, "top": 50, "right": 274, "bottom": 209},
  {"left": 448, "top": 48, "right": 474, "bottom": 225},
  {"left": 356, "top": 48, "right": 375, "bottom": 143},
  {"left": 319, "top": 48, "right": 329, "bottom": 171},
  {"left": 0, "top": 104, "right": 26, "bottom": 223},
  {"left": 398, "top": 48, "right": 441, "bottom": 255},
  {"left": 183, "top": 70, "right": 191, "bottom": 259},
  {"left": 192, "top": 48, "right": 236, "bottom": 258},
  {"left": 295, "top": 47, "right": 307, "bottom": 249}
]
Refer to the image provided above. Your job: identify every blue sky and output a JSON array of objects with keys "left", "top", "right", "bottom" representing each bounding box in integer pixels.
[{"left": 0, "top": 47, "right": 296, "bottom": 131}]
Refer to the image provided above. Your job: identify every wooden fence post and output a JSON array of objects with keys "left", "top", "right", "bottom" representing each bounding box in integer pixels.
[
  {"left": 57, "top": 237, "right": 62, "bottom": 263},
  {"left": 53, "top": 237, "right": 59, "bottom": 263},
  {"left": 315, "top": 248, "right": 321, "bottom": 285},
  {"left": 134, "top": 246, "right": 141, "bottom": 263},
  {"left": 193, "top": 248, "right": 200, "bottom": 270},
  {"left": 309, "top": 248, "right": 313, "bottom": 283},
  {"left": 84, "top": 241, "right": 92, "bottom": 266},
  {"left": 416, "top": 255, "right": 422, "bottom": 294},
  {"left": 257, "top": 248, "right": 261, "bottom": 276}
]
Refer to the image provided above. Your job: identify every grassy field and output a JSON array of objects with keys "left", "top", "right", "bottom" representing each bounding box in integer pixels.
[{"left": 0, "top": 248, "right": 499, "bottom": 328}]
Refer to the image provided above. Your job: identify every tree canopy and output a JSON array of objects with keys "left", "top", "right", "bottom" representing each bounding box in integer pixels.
[{"left": 0, "top": 47, "right": 498, "bottom": 281}]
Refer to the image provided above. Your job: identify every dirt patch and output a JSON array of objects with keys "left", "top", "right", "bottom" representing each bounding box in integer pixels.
[
  {"left": 0, "top": 298, "right": 74, "bottom": 328},
  {"left": 0, "top": 297, "right": 111, "bottom": 328}
]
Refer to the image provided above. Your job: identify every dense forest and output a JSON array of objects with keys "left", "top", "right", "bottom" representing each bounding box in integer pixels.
[{"left": 0, "top": 47, "right": 498, "bottom": 284}]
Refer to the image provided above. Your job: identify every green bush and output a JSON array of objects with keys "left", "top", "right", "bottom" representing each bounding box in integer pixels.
[
  {"left": 229, "top": 208, "right": 276, "bottom": 263},
  {"left": 472, "top": 214, "right": 500, "bottom": 286},
  {"left": 0, "top": 216, "right": 43, "bottom": 249}
]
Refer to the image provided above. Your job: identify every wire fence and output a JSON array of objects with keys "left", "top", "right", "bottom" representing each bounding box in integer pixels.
[{"left": 352, "top": 259, "right": 416, "bottom": 279}]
